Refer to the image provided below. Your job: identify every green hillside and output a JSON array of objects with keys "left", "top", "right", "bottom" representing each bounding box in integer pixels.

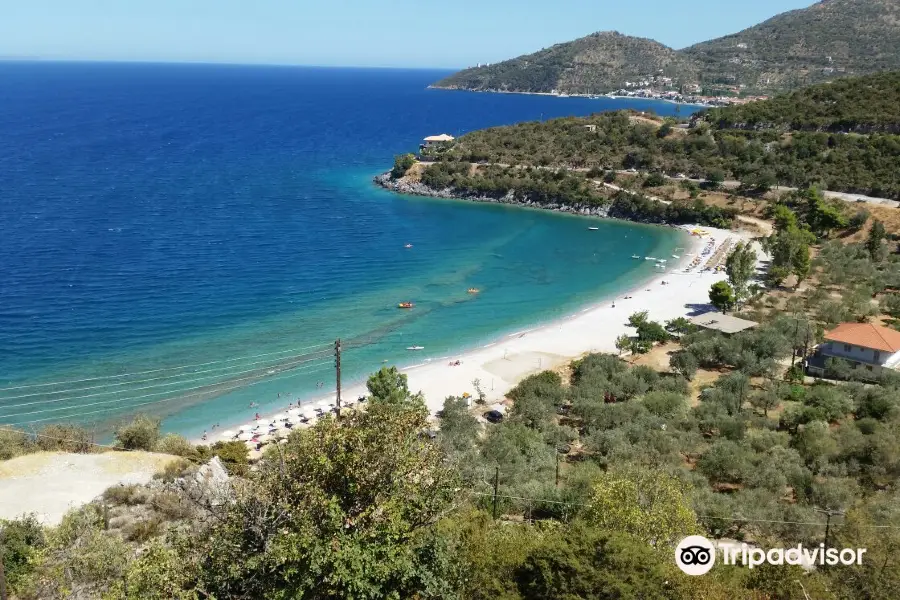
[
  {"left": 682, "top": 0, "right": 900, "bottom": 90},
  {"left": 433, "top": 31, "right": 697, "bottom": 94},
  {"left": 433, "top": 0, "right": 900, "bottom": 94},
  {"left": 422, "top": 73, "right": 900, "bottom": 198},
  {"left": 701, "top": 72, "right": 900, "bottom": 132}
]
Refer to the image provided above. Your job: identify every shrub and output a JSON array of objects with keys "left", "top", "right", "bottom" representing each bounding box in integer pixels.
[
  {"left": 153, "top": 434, "right": 197, "bottom": 458},
  {"left": 153, "top": 457, "right": 194, "bottom": 483},
  {"left": 0, "top": 428, "right": 33, "bottom": 460},
  {"left": 195, "top": 441, "right": 249, "bottom": 476},
  {"left": 669, "top": 351, "right": 698, "bottom": 380},
  {"left": 150, "top": 492, "right": 194, "bottom": 521},
  {"left": 390, "top": 153, "right": 416, "bottom": 179},
  {"left": 848, "top": 209, "right": 870, "bottom": 231},
  {"left": 102, "top": 484, "right": 148, "bottom": 507},
  {"left": 35, "top": 424, "right": 95, "bottom": 453},
  {"left": 114, "top": 415, "right": 161, "bottom": 451},
  {"left": 122, "top": 516, "right": 163, "bottom": 543},
  {"left": 0, "top": 515, "right": 46, "bottom": 589},
  {"left": 643, "top": 172, "right": 666, "bottom": 187}
]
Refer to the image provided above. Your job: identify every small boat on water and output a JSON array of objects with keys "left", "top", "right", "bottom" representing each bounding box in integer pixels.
[
  {"left": 467, "top": 288, "right": 480, "bottom": 294},
  {"left": 631, "top": 255, "right": 641, "bottom": 259},
  {"left": 645, "top": 257, "right": 657, "bottom": 261},
  {"left": 398, "top": 302, "right": 415, "bottom": 309},
  {"left": 672, "top": 255, "right": 680, "bottom": 259},
  {"left": 404, "top": 244, "right": 413, "bottom": 248},
  {"left": 407, "top": 346, "right": 425, "bottom": 351},
  {"left": 588, "top": 227, "right": 599, "bottom": 231}
]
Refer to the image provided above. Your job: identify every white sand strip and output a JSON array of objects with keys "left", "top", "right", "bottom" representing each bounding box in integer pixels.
[{"left": 202, "top": 225, "right": 752, "bottom": 441}]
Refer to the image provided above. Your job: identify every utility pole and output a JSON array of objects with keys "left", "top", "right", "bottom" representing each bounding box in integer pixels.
[
  {"left": 0, "top": 529, "right": 7, "bottom": 600},
  {"left": 334, "top": 339, "right": 342, "bottom": 420},
  {"left": 491, "top": 467, "right": 500, "bottom": 520},
  {"left": 791, "top": 318, "right": 800, "bottom": 369},
  {"left": 555, "top": 452, "right": 560, "bottom": 487},
  {"left": 814, "top": 508, "right": 844, "bottom": 549}
]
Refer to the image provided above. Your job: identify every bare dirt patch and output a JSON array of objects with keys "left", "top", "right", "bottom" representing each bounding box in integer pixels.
[{"left": 0, "top": 451, "right": 181, "bottom": 525}]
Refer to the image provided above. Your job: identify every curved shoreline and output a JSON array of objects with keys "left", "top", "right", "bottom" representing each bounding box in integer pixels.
[
  {"left": 193, "top": 228, "right": 688, "bottom": 445},
  {"left": 374, "top": 171, "right": 611, "bottom": 216},
  {"left": 198, "top": 207, "right": 748, "bottom": 447}
]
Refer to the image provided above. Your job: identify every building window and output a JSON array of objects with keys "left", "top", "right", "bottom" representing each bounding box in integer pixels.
[
  {"left": 844, "top": 344, "right": 852, "bottom": 352},
  {"left": 874, "top": 351, "right": 881, "bottom": 362}
]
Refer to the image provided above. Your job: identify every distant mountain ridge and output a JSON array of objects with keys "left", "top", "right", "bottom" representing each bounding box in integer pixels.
[
  {"left": 433, "top": 32, "right": 698, "bottom": 95},
  {"left": 433, "top": 0, "right": 900, "bottom": 94}
]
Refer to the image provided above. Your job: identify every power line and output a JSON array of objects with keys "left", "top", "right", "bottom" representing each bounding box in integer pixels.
[
  {"left": 465, "top": 491, "right": 900, "bottom": 530},
  {"left": 3, "top": 429, "right": 898, "bottom": 533},
  {"left": 0, "top": 353, "right": 332, "bottom": 418},
  {"left": 0, "top": 349, "right": 333, "bottom": 408},
  {"left": 0, "top": 425, "right": 120, "bottom": 451},
  {"left": 0, "top": 341, "right": 334, "bottom": 392},
  {"left": 2, "top": 357, "right": 333, "bottom": 424}
]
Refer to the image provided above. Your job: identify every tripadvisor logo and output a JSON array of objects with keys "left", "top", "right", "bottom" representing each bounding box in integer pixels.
[
  {"left": 675, "top": 535, "right": 867, "bottom": 576},
  {"left": 675, "top": 535, "right": 716, "bottom": 575}
]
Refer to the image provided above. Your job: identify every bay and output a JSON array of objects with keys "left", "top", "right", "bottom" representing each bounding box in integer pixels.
[{"left": 0, "top": 62, "right": 697, "bottom": 436}]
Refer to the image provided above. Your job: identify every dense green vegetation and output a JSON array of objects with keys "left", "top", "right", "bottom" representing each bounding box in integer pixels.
[
  {"left": 418, "top": 161, "right": 736, "bottom": 227},
  {"left": 7, "top": 151, "right": 900, "bottom": 597},
  {"left": 434, "top": 0, "right": 900, "bottom": 94},
  {"left": 418, "top": 74, "right": 900, "bottom": 197},
  {"left": 704, "top": 72, "right": 900, "bottom": 132},
  {"left": 683, "top": 0, "right": 900, "bottom": 90},
  {"left": 6, "top": 213, "right": 900, "bottom": 597},
  {"left": 433, "top": 31, "right": 697, "bottom": 94}
]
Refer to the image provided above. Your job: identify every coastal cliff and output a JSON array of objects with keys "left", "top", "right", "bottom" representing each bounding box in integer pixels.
[
  {"left": 373, "top": 172, "right": 611, "bottom": 217},
  {"left": 374, "top": 170, "right": 737, "bottom": 230}
]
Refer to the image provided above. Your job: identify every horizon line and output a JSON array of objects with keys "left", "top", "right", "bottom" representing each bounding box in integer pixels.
[{"left": 0, "top": 57, "right": 462, "bottom": 71}]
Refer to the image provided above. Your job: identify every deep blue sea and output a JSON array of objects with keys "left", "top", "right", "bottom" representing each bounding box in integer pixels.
[{"left": 0, "top": 62, "right": 696, "bottom": 437}]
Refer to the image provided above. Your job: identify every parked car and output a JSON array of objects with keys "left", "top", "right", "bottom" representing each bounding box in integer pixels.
[{"left": 484, "top": 410, "right": 504, "bottom": 424}]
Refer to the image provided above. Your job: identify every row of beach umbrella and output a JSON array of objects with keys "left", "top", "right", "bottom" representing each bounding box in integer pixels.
[{"left": 216, "top": 397, "right": 362, "bottom": 448}]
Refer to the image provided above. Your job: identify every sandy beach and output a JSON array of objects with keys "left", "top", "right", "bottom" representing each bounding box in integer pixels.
[{"left": 199, "top": 224, "right": 755, "bottom": 445}]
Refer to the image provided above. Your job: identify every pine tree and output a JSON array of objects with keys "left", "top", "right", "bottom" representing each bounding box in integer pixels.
[{"left": 866, "top": 220, "right": 886, "bottom": 261}]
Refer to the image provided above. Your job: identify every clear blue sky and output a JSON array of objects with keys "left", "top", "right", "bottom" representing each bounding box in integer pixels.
[{"left": 1, "top": 0, "right": 816, "bottom": 68}]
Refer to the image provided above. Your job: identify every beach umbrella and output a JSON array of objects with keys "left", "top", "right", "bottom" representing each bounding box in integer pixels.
[
  {"left": 256, "top": 418, "right": 270, "bottom": 427},
  {"left": 237, "top": 432, "right": 254, "bottom": 441},
  {"left": 219, "top": 430, "right": 237, "bottom": 440}
]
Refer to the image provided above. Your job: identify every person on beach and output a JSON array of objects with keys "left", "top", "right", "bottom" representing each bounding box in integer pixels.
[{"left": 255, "top": 412, "right": 260, "bottom": 420}]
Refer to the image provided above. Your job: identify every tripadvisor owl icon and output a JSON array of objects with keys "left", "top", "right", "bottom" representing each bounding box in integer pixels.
[{"left": 675, "top": 535, "right": 716, "bottom": 576}]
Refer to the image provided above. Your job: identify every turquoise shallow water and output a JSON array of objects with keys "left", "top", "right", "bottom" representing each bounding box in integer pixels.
[{"left": 0, "top": 63, "right": 691, "bottom": 437}]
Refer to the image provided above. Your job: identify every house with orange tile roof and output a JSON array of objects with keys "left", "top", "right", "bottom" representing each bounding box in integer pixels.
[{"left": 807, "top": 322, "right": 900, "bottom": 378}]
